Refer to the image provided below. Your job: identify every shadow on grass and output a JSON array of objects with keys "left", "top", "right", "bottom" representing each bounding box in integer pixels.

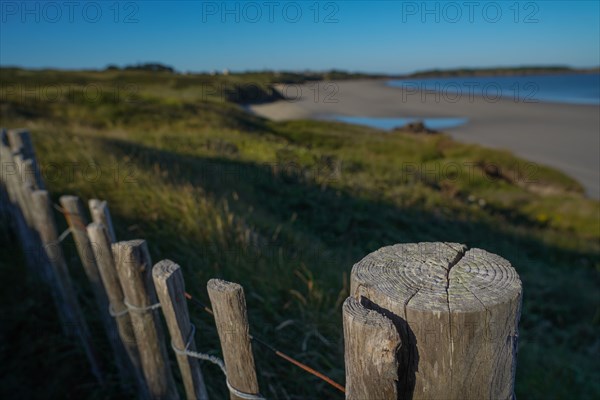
[{"left": 93, "top": 135, "right": 596, "bottom": 262}]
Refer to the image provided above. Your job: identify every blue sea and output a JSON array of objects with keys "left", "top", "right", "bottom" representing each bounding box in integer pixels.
[
  {"left": 330, "top": 73, "right": 599, "bottom": 131},
  {"left": 334, "top": 116, "right": 468, "bottom": 131},
  {"left": 387, "top": 73, "right": 600, "bottom": 106}
]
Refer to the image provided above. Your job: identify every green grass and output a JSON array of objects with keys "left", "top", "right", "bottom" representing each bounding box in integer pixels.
[{"left": 1, "top": 68, "right": 599, "bottom": 399}]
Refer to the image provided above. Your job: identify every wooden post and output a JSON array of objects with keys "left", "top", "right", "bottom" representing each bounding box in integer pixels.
[
  {"left": 22, "top": 157, "right": 43, "bottom": 190},
  {"left": 14, "top": 158, "right": 38, "bottom": 261},
  {"left": 29, "top": 189, "right": 104, "bottom": 384},
  {"left": 1, "top": 130, "right": 21, "bottom": 202},
  {"left": 350, "top": 242, "right": 522, "bottom": 400},
  {"left": 59, "top": 195, "right": 133, "bottom": 381},
  {"left": 2, "top": 129, "right": 44, "bottom": 277},
  {"left": 89, "top": 199, "right": 117, "bottom": 243},
  {"left": 20, "top": 181, "right": 42, "bottom": 274},
  {"left": 7, "top": 129, "right": 44, "bottom": 189},
  {"left": 87, "top": 222, "right": 148, "bottom": 398},
  {"left": 12, "top": 155, "right": 34, "bottom": 227},
  {"left": 0, "top": 132, "right": 22, "bottom": 208},
  {"left": 343, "top": 297, "right": 400, "bottom": 399},
  {"left": 1, "top": 130, "right": 42, "bottom": 275},
  {"left": 59, "top": 195, "right": 106, "bottom": 297},
  {"left": 153, "top": 260, "right": 209, "bottom": 400},
  {"left": 7, "top": 128, "right": 35, "bottom": 158},
  {"left": 207, "top": 279, "right": 260, "bottom": 400},
  {"left": 0, "top": 129, "right": 8, "bottom": 220},
  {"left": 4, "top": 154, "right": 36, "bottom": 271},
  {"left": 113, "top": 240, "right": 179, "bottom": 400}
]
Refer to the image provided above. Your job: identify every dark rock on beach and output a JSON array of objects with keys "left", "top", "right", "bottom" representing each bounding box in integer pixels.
[{"left": 393, "top": 120, "right": 438, "bottom": 134}]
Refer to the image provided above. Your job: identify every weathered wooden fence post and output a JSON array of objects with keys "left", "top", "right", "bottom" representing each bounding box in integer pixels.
[
  {"left": 6, "top": 129, "right": 44, "bottom": 190},
  {"left": 113, "top": 239, "right": 179, "bottom": 400},
  {"left": 2, "top": 131, "right": 41, "bottom": 273},
  {"left": 12, "top": 155, "right": 34, "bottom": 226},
  {"left": 207, "top": 279, "right": 261, "bottom": 400},
  {"left": 89, "top": 199, "right": 117, "bottom": 243},
  {"left": 348, "top": 242, "right": 522, "bottom": 400},
  {"left": 153, "top": 260, "right": 209, "bottom": 400},
  {"left": 0, "top": 130, "right": 9, "bottom": 221},
  {"left": 87, "top": 222, "right": 149, "bottom": 398},
  {"left": 7, "top": 129, "right": 36, "bottom": 160},
  {"left": 343, "top": 297, "right": 401, "bottom": 399},
  {"left": 0, "top": 133, "right": 35, "bottom": 271},
  {"left": 29, "top": 189, "right": 104, "bottom": 384}
]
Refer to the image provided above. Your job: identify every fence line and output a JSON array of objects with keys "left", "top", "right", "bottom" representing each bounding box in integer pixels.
[
  {"left": 1, "top": 129, "right": 104, "bottom": 384},
  {"left": 69, "top": 187, "right": 344, "bottom": 396},
  {"left": 59, "top": 195, "right": 132, "bottom": 384},
  {"left": 1, "top": 128, "right": 523, "bottom": 400}
]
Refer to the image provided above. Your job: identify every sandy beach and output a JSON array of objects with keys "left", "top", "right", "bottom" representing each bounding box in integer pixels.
[{"left": 249, "top": 79, "right": 600, "bottom": 199}]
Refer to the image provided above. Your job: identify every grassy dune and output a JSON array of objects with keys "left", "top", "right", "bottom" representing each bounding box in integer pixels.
[
  {"left": 406, "top": 66, "right": 599, "bottom": 78},
  {"left": 1, "top": 68, "right": 598, "bottom": 399}
]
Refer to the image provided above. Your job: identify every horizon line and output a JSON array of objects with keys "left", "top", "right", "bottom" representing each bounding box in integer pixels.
[{"left": 1, "top": 63, "right": 599, "bottom": 76}]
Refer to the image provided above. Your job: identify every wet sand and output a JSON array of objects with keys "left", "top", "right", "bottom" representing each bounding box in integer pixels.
[{"left": 249, "top": 79, "right": 600, "bottom": 198}]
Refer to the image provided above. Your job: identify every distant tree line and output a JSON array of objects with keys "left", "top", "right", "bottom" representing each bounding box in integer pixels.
[
  {"left": 105, "top": 63, "right": 175, "bottom": 73},
  {"left": 405, "top": 66, "right": 590, "bottom": 78}
]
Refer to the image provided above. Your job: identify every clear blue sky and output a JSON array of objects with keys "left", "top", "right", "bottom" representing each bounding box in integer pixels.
[{"left": 1, "top": 1, "right": 599, "bottom": 74}]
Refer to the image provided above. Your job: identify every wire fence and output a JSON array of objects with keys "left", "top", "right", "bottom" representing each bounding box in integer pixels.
[
  {"left": 54, "top": 200, "right": 345, "bottom": 397},
  {"left": 0, "top": 127, "right": 345, "bottom": 399}
]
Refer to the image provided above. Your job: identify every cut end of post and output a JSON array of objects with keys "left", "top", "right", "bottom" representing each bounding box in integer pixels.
[
  {"left": 207, "top": 278, "right": 243, "bottom": 293},
  {"left": 343, "top": 296, "right": 399, "bottom": 331},
  {"left": 88, "top": 199, "right": 105, "bottom": 209},
  {"left": 352, "top": 242, "right": 522, "bottom": 314},
  {"left": 112, "top": 240, "right": 150, "bottom": 273},
  {"left": 112, "top": 239, "right": 146, "bottom": 252},
  {"left": 7, "top": 129, "right": 32, "bottom": 156},
  {"left": 59, "top": 194, "right": 80, "bottom": 206},
  {"left": 88, "top": 199, "right": 116, "bottom": 243},
  {"left": 31, "top": 189, "right": 49, "bottom": 205},
  {"left": 59, "top": 195, "right": 86, "bottom": 225},
  {"left": 152, "top": 259, "right": 180, "bottom": 281}
]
